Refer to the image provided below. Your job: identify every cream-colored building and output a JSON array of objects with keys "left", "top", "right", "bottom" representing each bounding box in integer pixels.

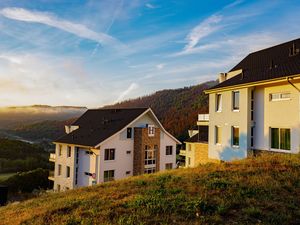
[
  {"left": 48, "top": 108, "right": 180, "bottom": 191},
  {"left": 204, "top": 38, "right": 300, "bottom": 161}
]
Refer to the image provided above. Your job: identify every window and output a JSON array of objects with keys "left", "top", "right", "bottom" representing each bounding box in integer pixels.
[
  {"left": 271, "top": 128, "right": 291, "bottom": 150},
  {"left": 145, "top": 146, "right": 156, "bottom": 165},
  {"left": 166, "top": 146, "right": 173, "bottom": 155},
  {"left": 126, "top": 171, "right": 131, "bottom": 175},
  {"left": 57, "top": 184, "right": 61, "bottom": 192},
  {"left": 270, "top": 92, "right": 291, "bottom": 101},
  {"left": 66, "top": 166, "right": 70, "bottom": 178},
  {"left": 65, "top": 187, "right": 70, "bottom": 191},
  {"left": 127, "top": 127, "right": 132, "bottom": 138},
  {"left": 148, "top": 125, "right": 155, "bottom": 137},
  {"left": 144, "top": 167, "right": 156, "bottom": 174},
  {"left": 251, "top": 127, "right": 254, "bottom": 148},
  {"left": 58, "top": 145, "right": 62, "bottom": 156},
  {"left": 232, "top": 126, "right": 239, "bottom": 147},
  {"left": 58, "top": 164, "right": 62, "bottom": 176},
  {"left": 215, "top": 126, "right": 222, "bottom": 144},
  {"left": 104, "top": 148, "right": 115, "bottom": 160},
  {"left": 165, "top": 163, "right": 173, "bottom": 170},
  {"left": 251, "top": 90, "right": 254, "bottom": 121},
  {"left": 126, "top": 150, "right": 131, "bottom": 154},
  {"left": 216, "top": 94, "right": 222, "bottom": 112},
  {"left": 104, "top": 170, "right": 115, "bottom": 182},
  {"left": 85, "top": 150, "right": 93, "bottom": 155},
  {"left": 233, "top": 91, "right": 240, "bottom": 110},
  {"left": 188, "top": 157, "right": 191, "bottom": 165},
  {"left": 67, "top": 146, "right": 71, "bottom": 157}
]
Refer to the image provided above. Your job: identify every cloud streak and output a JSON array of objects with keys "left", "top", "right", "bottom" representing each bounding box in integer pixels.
[
  {"left": 0, "top": 7, "right": 122, "bottom": 48},
  {"left": 116, "top": 83, "right": 139, "bottom": 103}
]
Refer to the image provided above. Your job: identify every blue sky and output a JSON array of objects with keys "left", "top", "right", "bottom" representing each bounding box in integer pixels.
[{"left": 0, "top": 0, "right": 299, "bottom": 107}]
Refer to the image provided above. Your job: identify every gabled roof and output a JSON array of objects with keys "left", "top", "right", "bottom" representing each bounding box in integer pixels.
[
  {"left": 185, "top": 126, "right": 208, "bottom": 143},
  {"left": 209, "top": 38, "right": 300, "bottom": 90},
  {"left": 55, "top": 108, "right": 148, "bottom": 147}
]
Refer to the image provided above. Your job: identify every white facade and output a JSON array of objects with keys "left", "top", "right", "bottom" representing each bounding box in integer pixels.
[
  {"left": 207, "top": 79, "right": 300, "bottom": 162},
  {"left": 52, "top": 109, "right": 179, "bottom": 191}
]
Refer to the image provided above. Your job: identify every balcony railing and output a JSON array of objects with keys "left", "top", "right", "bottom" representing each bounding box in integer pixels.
[
  {"left": 49, "top": 153, "right": 56, "bottom": 162},
  {"left": 48, "top": 170, "right": 55, "bottom": 181},
  {"left": 179, "top": 149, "right": 186, "bottom": 156},
  {"left": 198, "top": 114, "right": 209, "bottom": 121}
]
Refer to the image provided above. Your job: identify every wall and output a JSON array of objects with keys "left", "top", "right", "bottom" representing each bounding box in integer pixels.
[
  {"left": 53, "top": 144, "right": 75, "bottom": 191},
  {"left": 208, "top": 87, "right": 250, "bottom": 161},
  {"left": 159, "top": 131, "right": 177, "bottom": 170},
  {"left": 255, "top": 82, "right": 300, "bottom": 153}
]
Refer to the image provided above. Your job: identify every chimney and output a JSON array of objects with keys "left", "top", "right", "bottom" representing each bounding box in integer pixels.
[{"left": 219, "top": 73, "right": 227, "bottom": 83}]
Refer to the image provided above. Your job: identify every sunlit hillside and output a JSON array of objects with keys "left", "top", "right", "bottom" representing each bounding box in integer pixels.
[{"left": 1, "top": 153, "right": 300, "bottom": 225}]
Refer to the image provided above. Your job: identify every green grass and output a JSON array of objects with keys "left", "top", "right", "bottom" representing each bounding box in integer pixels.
[
  {"left": 1, "top": 154, "right": 300, "bottom": 225},
  {"left": 0, "top": 173, "right": 15, "bottom": 183}
]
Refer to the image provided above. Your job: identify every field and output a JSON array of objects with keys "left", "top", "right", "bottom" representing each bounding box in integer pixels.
[{"left": 1, "top": 153, "right": 300, "bottom": 225}]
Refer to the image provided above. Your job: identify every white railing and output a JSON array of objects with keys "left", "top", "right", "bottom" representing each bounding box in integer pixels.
[
  {"left": 49, "top": 153, "right": 56, "bottom": 162},
  {"left": 198, "top": 114, "right": 209, "bottom": 121}
]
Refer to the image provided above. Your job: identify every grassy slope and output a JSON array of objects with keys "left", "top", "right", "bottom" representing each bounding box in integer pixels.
[
  {"left": 0, "top": 173, "right": 15, "bottom": 183},
  {"left": 1, "top": 154, "right": 300, "bottom": 225}
]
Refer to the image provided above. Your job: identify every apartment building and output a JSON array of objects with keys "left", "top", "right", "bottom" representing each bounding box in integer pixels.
[
  {"left": 48, "top": 108, "right": 180, "bottom": 191},
  {"left": 205, "top": 38, "right": 300, "bottom": 161}
]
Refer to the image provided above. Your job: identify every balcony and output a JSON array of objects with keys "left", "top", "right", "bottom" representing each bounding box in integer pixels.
[
  {"left": 197, "top": 114, "right": 209, "bottom": 126},
  {"left": 48, "top": 170, "right": 55, "bottom": 181},
  {"left": 49, "top": 153, "right": 56, "bottom": 162},
  {"left": 179, "top": 149, "right": 186, "bottom": 156}
]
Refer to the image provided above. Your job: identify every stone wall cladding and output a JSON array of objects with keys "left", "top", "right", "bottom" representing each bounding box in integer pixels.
[{"left": 133, "top": 127, "right": 160, "bottom": 175}]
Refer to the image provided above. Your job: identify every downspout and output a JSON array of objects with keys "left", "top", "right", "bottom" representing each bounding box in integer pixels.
[{"left": 287, "top": 77, "right": 300, "bottom": 153}]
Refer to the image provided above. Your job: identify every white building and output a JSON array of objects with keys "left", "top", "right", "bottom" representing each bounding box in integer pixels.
[
  {"left": 204, "top": 38, "right": 300, "bottom": 161},
  {"left": 49, "top": 108, "right": 180, "bottom": 191}
]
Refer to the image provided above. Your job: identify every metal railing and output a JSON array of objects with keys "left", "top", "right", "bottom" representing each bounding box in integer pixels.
[
  {"left": 198, "top": 114, "right": 209, "bottom": 121},
  {"left": 49, "top": 153, "right": 56, "bottom": 162}
]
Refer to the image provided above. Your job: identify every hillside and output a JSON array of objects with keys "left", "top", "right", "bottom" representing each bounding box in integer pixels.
[
  {"left": 1, "top": 154, "right": 300, "bottom": 225},
  {"left": 105, "top": 80, "right": 217, "bottom": 141}
]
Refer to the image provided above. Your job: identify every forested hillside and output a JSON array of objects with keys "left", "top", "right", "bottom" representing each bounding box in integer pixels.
[{"left": 105, "top": 80, "right": 217, "bottom": 141}]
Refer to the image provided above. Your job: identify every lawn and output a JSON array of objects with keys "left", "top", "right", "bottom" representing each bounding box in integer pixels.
[{"left": 1, "top": 153, "right": 300, "bottom": 225}]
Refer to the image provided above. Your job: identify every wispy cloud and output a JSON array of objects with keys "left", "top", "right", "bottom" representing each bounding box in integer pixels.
[
  {"left": 0, "top": 7, "right": 122, "bottom": 48},
  {"left": 156, "top": 63, "right": 165, "bottom": 70},
  {"left": 145, "top": 3, "right": 158, "bottom": 9},
  {"left": 116, "top": 82, "right": 139, "bottom": 103}
]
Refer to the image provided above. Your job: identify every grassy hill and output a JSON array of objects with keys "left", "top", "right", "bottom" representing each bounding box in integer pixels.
[
  {"left": 105, "top": 80, "right": 217, "bottom": 141},
  {"left": 1, "top": 153, "right": 300, "bottom": 225}
]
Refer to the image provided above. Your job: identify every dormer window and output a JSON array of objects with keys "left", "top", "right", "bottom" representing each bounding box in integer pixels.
[{"left": 148, "top": 125, "right": 155, "bottom": 137}]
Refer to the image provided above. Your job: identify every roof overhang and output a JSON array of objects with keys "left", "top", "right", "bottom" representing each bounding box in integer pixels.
[
  {"left": 204, "top": 73, "right": 300, "bottom": 94},
  {"left": 53, "top": 141, "right": 94, "bottom": 149}
]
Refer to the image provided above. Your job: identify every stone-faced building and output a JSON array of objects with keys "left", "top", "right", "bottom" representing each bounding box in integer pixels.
[{"left": 48, "top": 108, "right": 180, "bottom": 192}]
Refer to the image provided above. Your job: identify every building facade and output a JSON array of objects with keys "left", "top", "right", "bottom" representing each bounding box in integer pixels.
[
  {"left": 49, "top": 108, "right": 180, "bottom": 191},
  {"left": 205, "top": 38, "right": 300, "bottom": 161}
]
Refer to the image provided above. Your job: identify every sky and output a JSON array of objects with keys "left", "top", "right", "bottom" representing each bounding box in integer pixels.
[{"left": 0, "top": 0, "right": 300, "bottom": 108}]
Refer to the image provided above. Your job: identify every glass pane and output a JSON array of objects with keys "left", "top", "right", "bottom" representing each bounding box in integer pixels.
[
  {"left": 232, "top": 127, "right": 239, "bottom": 146},
  {"left": 216, "top": 94, "right": 222, "bottom": 111},
  {"left": 271, "top": 128, "right": 279, "bottom": 149},
  {"left": 280, "top": 129, "right": 291, "bottom": 150},
  {"left": 233, "top": 92, "right": 239, "bottom": 109}
]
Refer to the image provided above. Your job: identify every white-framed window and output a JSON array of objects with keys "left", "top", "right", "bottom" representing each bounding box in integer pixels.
[
  {"left": 67, "top": 146, "right": 71, "bottom": 158},
  {"left": 232, "top": 91, "right": 240, "bottom": 110},
  {"left": 58, "top": 145, "right": 62, "bottom": 156},
  {"left": 215, "top": 126, "right": 222, "bottom": 144},
  {"left": 66, "top": 166, "right": 70, "bottom": 178},
  {"left": 58, "top": 164, "right": 62, "bottom": 176},
  {"left": 145, "top": 145, "right": 156, "bottom": 165},
  {"left": 166, "top": 146, "right": 173, "bottom": 155},
  {"left": 144, "top": 167, "right": 156, "bottom": 174},
  {"left": 104, "top": 170, "right": 115, "bottom": 182},
  {"left": 270, "top": 128, "right": 291, "bottom": 150},
  {"left": 216, "top": 94, "right": 222, "bottom": 112},
  {"left": 232, "top": 126, "right": 240, "bottom": 147},
  {"left": 104, "top": 148, "right": 115, "bottom": 161},
  {"left": 270, "top": 92, "right": 291, "bottom": 101},
  {"left": 148, "top": 125, "right": 155, "bottom": 137},
  {"left": 165, "top": 163, "right": 173, "bottom": 170}
]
